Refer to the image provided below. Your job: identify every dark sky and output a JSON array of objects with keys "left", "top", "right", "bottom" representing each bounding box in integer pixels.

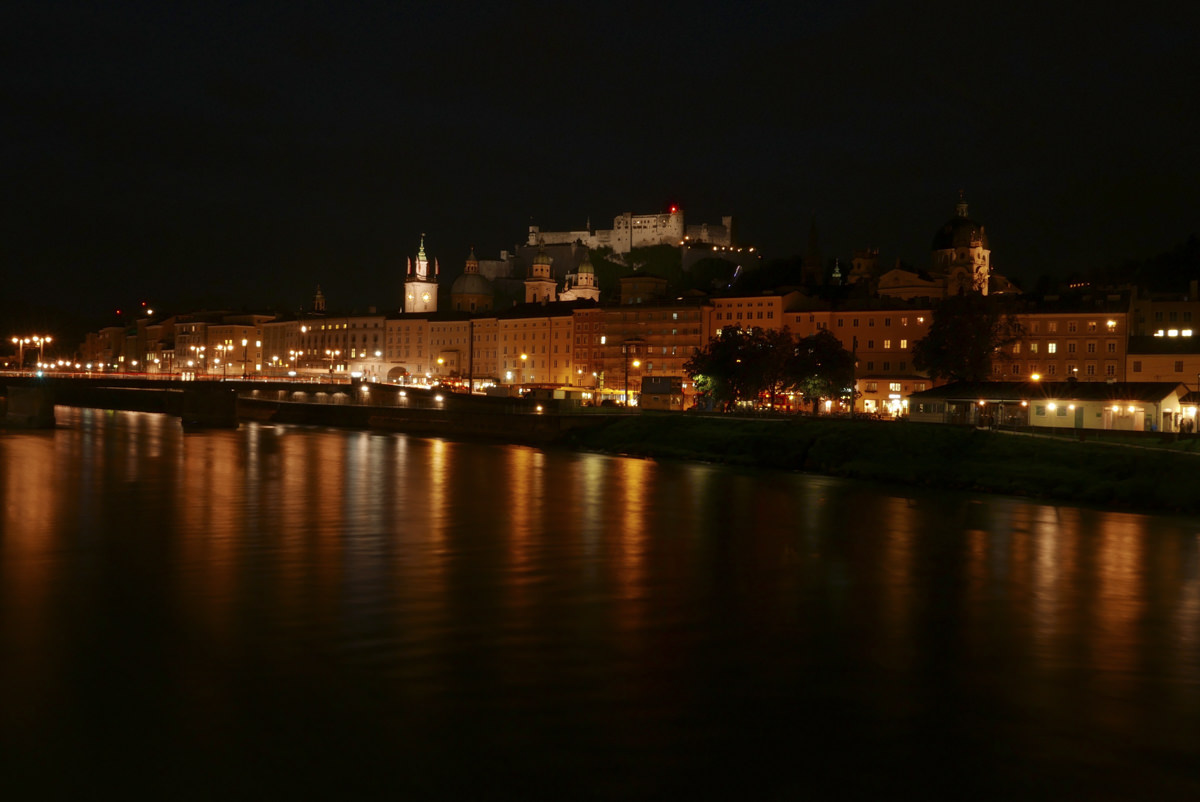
[{"left": 3, "top": 1, "right": 1197, "bottom": 321}]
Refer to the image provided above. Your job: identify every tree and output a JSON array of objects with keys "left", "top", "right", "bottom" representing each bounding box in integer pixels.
[
  {"left": 912, "top": 293, "right": 1024, "bottom": 382},
  {"left": 684, "top": 326, "right": 763, "bottom": 410},
  {"left": 685, "top": 326, "right": 855, "bottom": 413},
  {"left": 791, "top": 330, "right": 855, "bottom": 412}
]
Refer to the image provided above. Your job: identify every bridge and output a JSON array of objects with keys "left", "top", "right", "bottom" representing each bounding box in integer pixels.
[{"left": 0, "top": 374, "right": 617, "bottom": 444}]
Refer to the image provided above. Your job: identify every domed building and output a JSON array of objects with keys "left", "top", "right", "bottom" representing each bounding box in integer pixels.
[
  {"left": 524, "top": 240, "right": 557, "bottom": 303},
  {"left": 932, "top": 193, "right": 991, "bottom": 295},
  {"left": 558, "top": 249, "right": 601, "bottom": 302},
  {"left": 450, "top": 247, "right": 494, "bottom": 312},
  {"left": 874, "top": 193, "right": 1015, "bottom": 301}
]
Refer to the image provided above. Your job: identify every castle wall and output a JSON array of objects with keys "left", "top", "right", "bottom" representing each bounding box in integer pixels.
[{"left": 529, "top": 209, "right": 705, "bottom": 255}]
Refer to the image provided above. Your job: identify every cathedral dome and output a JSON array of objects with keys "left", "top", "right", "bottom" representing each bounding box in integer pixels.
[
  {"left": 931, "top": 197, "right": 989, "bottom": 251},
  {"left": 577, "top": 252, "right": 594, "bottom": 273},
  {"left": 451, "top": 273, "right": 492, "bottom": 296},
  {"left": 533, "top": 246, "right": 552, "bottom": 266}
]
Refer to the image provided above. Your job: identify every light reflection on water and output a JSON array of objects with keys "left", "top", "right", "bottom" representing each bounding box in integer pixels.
[{"left": 2, "top": 407, "right": 1200, "bottom": 798}]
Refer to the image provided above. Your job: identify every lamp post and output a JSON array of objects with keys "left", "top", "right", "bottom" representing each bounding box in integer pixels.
[
  {"left": 214, "top": 344, "right": 229, "bottom": 378},
  {"left": 519, "top": 353, "right": 528, "bottom": 390},
  {"left": 239, "top": 338, "right": 258, "bottom": 378},
  {"left": 189, "top": 344, "right": 206, "bottom": 375},
  {"left": 325, "top": 349, "right": 341, "bottom": 380},
  {"left": 33, "top": 335, "right": 51, "bottom": 364},
  {"left": 11, "top": 337, "right": 25, "bottom": 370},
  {"left": 622, "top": 338, "right": 643, "bottom": 406}
]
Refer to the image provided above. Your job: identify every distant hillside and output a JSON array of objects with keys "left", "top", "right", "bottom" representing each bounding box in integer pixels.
[{"left": 1092, "top": 234, "right": 1200, "bottom": 293}]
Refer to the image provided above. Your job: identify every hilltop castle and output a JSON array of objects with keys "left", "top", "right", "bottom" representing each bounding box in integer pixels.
[{"left": 527, "top": 207, "right": 734, "bottom": 254}]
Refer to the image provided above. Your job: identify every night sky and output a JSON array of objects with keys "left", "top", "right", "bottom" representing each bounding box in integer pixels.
[{"left": 3, "top": 1, "right": 1197, "bottom": 324}]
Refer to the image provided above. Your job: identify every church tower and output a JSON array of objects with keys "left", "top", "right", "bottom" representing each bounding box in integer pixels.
[
  {"left": 525, "top": 240, "right": 557, "bottom": 304},
  {"left": 404, "top": 234, "right": 439, "bottom": 314}
]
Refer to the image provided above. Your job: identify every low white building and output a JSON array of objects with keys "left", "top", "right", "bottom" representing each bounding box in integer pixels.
[{"left": 907, "top": 381, "right": 1191, "bottom": 433}]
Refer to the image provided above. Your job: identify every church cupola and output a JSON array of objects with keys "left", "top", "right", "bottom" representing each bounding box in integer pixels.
[{"left": 524, "top": 239, "right": 558, "bottom": 303}]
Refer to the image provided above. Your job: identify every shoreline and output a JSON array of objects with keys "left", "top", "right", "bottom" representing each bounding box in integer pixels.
[{"left": 556, "top": 414, "right": 1200, "bottom": 517}]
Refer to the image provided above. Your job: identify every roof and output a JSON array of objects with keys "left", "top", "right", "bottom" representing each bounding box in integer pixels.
[
  {"left": 932, "top": 215, "right": 989, "bottom": 251},
  {"left": 497, "top": 299, "right": 597, "bottom": 320},
  {"left": 908, "top": 380, "right": 1188, "bottom": 403},
  {"left": 451, "top": 273, "right": 493, "bottom": 296}
]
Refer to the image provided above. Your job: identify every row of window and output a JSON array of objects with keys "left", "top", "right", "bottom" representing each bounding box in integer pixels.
[
  {"left": 1014, "top": 341, "right": 1118, "bottom": 354},
  {"left": 835, "top": 316, "right": 913, "bottom": 327},
  {"left": 1026, "top": 320, "right": 1118, "bottom": 334},
  {"left": 1132, "top": 360, "right": 1190, "bottom": 372},
  {"left": 993, "top": 363, "right": 1118, "bottom": 377},
  {"left": 720, "top": 311, "right": 775, "bottom": 321}
]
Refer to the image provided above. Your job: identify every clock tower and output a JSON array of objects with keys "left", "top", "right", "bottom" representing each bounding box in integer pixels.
[{"left": 404, "top": 234, "right": 439, "bottom": 314}]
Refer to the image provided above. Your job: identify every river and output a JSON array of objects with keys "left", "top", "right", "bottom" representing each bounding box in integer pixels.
[{"left": 2, "top": 408, "right": 1199, "bottom": 799}]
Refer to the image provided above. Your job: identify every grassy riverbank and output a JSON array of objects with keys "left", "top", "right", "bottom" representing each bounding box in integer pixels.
[{"left": 558, "top": 414, "right": 1200, "bottom": 515}]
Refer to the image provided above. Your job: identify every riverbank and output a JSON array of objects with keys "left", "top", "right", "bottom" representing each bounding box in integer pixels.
[{"left": 557, "top": 414, "right": 1200, "bottom": 515}]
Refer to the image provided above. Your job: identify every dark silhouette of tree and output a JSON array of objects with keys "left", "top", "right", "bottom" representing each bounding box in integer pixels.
[
  {"left": 792, "top": 330, "right": 855, "bottom": 412},
  {"left": 913, "top": 293, "right": 1024, "bottom": 382},
  {"left": 684, "top": 326, "right": 761, "bottom": 410},
  {"left": 685, "top": 326, "right": 855, "bottom": 412}
]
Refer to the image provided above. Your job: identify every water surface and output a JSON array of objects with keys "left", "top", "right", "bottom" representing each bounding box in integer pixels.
[{"left": 2, "top": 408, "right": 1199, "bottom": 798}]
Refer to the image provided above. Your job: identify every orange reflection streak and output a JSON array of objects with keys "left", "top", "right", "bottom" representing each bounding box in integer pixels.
[
  {"left": 1026, "top": 505, "right": 1067, "bottom": 657},
  {"left": 1176, "top": 535, "right": 1200, "bottom": 676},
  {"left": 1092, "top": 513, "right": 1148, "bottom": 681},
  {"left": 614, "top": 457, "right": 651, "bottom": 603},
  {"left": 0, "top": 433, "right": 62, "bottom": 724},
  {"left": 427, "top": 437, "right": 450, "bottom": 545},
  {"left": 504, "top": 446, "right": 539, "bottom": 592},
  {"left": 879, "top": 495, "right": 915, "bottom": 658},
  {"left": 174, "top": 432, "right": 243, "bottom": 644}
]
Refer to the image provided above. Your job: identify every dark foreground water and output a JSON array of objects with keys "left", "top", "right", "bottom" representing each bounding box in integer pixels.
[{"left": 2, "top": 408, "right": 1199, "bottom": 800}]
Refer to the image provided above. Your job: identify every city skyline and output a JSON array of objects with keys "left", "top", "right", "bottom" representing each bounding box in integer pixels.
[{"left": 3, "top": 2, "right": 1197, "bottom": 319}]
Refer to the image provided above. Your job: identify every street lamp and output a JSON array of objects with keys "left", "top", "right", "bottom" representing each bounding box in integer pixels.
[
  {"left": 214, "top": 344, "right": 230, "bottom": 378},
  {"left": 33, "top": 335, "right": 51, "bottom": 364},
  {"left": 189, "top": 344, "right": 206, "bottom": 375},
  {"left": 325, "top": 349, "right": 341, "bottom": 379}
]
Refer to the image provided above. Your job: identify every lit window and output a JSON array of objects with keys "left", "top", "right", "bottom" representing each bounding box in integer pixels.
[{"left": 1048, "top": 343, "right": 1057, "bottom": 354}]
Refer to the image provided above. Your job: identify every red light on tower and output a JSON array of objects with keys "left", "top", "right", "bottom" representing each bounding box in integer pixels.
[{"left": 669, "top": 205, "right": 678, "bottom": 214}]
